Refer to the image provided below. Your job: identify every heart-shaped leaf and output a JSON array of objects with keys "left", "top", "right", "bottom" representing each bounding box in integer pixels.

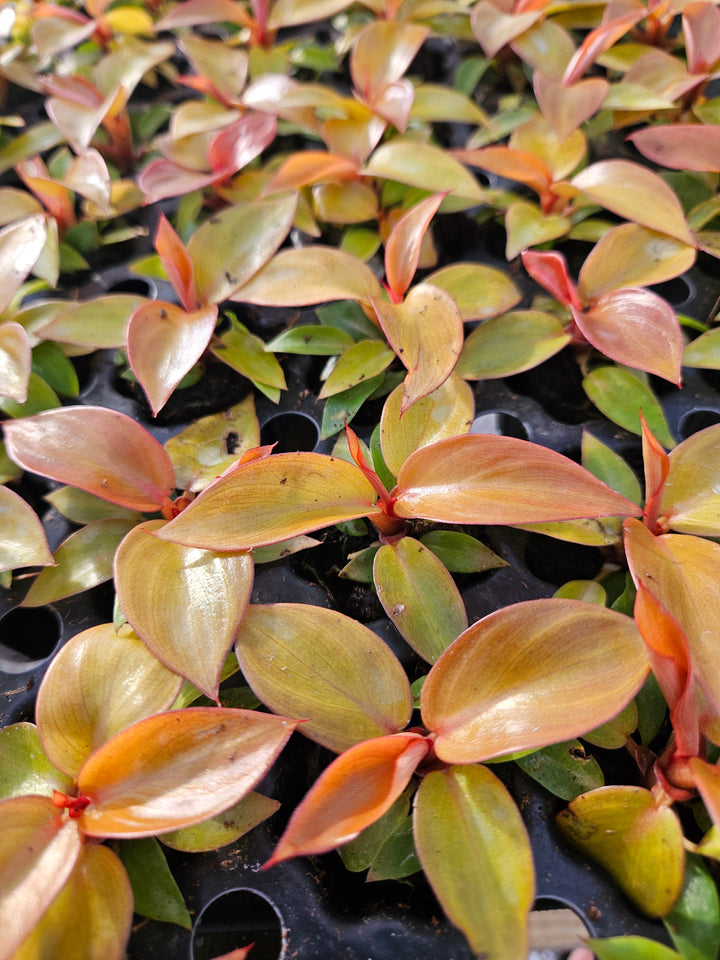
[
  {"left": 573, "top": 288, "right": 683, "bottom": 385},
  {"left": 571, "top": 161, "right": 694, "bottom": 245},
  {"left": 3, "top": 406, "right": 176, "bottom": 512},
  {"left": 414, "top": 764, "right": 534, "bottom": 959},
  {"left": 0, "top": 322, "right": 31, "bottom": 403},
  {"left": 266, "top": 733, "right": 430, "bottom": 866},
  {"left": 77, "top": 708, "right": 297, "bottom": 838},
  {"left": 188, "top": 193, "right": 297, "bottom": 306},
  {"left": 235, "top": 603, "right": 412, "bottom": 753},
  {"left": 373, "top": 283, "right": 463, "bottom": 412},
  {"left": 351, "top": 20, "right": 428, "bottom": 103},
  {"left": 556, "top": 786, "right": 684, "bottom": 916},
  {"left": 421, "top": 598, "right": 648, "bottom": 763},
  {"left": 374, "top": 537, "right": 467, "bottom": 663},
  {"left": 0, "top": 795, "right": 82, "bottom": 959},
  {"left": 127, "top": 301, "right": 218, "bottom": 416},
  {"left": 156, "top": 451, "right": 382, "bottom": 550},
  {"left": 12, "top": 842, "right": 133, "bottom": 960},
  {"left": 115, "top": 520, "right": 253, "bottom": 700},
  {"left": 534, "top": 72, "right": 608, "bottom": 141},
  {"left": 380, "top": 373, "right": 474, "bottom": 476},
  {"left": 392, "top": 434, "right": 640, "bottom": 525},
  {"left": 0, "top": 485, "right": 54, "bottom": 572},
  {"left": 36, "top": 623, "right": 182, "bottom": 778}
]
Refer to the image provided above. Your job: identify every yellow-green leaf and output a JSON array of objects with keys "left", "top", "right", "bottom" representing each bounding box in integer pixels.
[
  {"left": 380, "top": 374, "right": 474, "bottom": 476},
  {"left": 115, "top": 520, "right": 253, "bottom": 701},
  {"left": 556, "top": 786, "right": 684, "bottom": 916},
  {"left": 457, "top": 309, "right": 570, "bottom": 380},
  {"left": 661, "top": 423, "right": 720, "bottom": 535},
  {"left": 0, "top": 723, "right": 73, "bottom": 801},
  {"left": 77, "top": 708, "right": 298, "bottom": 838},
  {"left": 44, "top": 487, "right": 141, "bottom": 525},
  {"left": 235, "top": 603, "right": 412, "bottom": 753},
  {"left": 36, "top": 623, "right": 182, "bottom": 778},
  {"left": 0, "top": 795, "right": 82, "bottom": 959},
  {"left": 156, "top": 452, "right": 382, "bottom": 550},
  {"left": 505, "top": 200, "right": 571, "bottom": 260},
  {"left": 161, "top": 791, "right": 279, "bottom": 852},
  {"left": 583, "top": 367, "right": 675, "bottom": 449},
  {"left": 0, "top": 321, "right": 31, "bottom": 403},
  {"left": 374, "top": 537, "right": 467, "bottom": 664},
  {"left": 35, "top": 295, "right": 146, "bottom": 349},
  {"left": 414, "top": 764, "right": 534, "bottom": 960},
  {"left": 13, "top": 843, "right": 133, "bottom": 960},
  {"left": 364, "top": 140, "right": 486, "bottom": 209},
  {"left": 319, "top": 340, "right": 394, "bottom": 399},
  {"left": 211, "top": 317, "right": 287, "bottom": 391},
  {"left": 424, "top": 262, "right": 521, "bottom": 322},
  {"left": 0, "top": 485, "right": 53, "bottom": 572},
  {"left": 421, "top": 598, "right": 648, "bottom": 763},
  {"left": 22, "top": 518, "right": 135, "bottom": 607}
]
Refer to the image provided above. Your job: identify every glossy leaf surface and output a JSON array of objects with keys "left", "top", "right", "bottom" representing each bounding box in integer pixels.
[
  {"left": 0, "top": 795, "right": 82, "bottom": 959},
  {"left": 571, "top": 161, "right": 694, "bottom": 245},
  {"left": 380, "top": 374, "right": 473, "bottom": 476},
  {"left": 238, "top": 246, "right": 383, "bottom": 308},
  {"left": 115, "top": 520, "right": 253, "bottom": 700},
  {"left": 318, "top": 340, "right": 394, "bottom": 399},
  {"left": 384, "top": 193, "right": 444, "bottom": 301},
  {"left": 374, "top": 537, "right": 467, "bottom": 663},
  {"left": 414, "top": 764, "right": 534, "bottom": 960},
  {"left": 583, "top": 368, "right": 675, "bottom": 449},
  {"left": 629, "top": 126, "right": 720, "bottom": 173},
  {"left": 156, "top": 452, "right": 382, "bottom": 550},
  {"left": 515, "top": 740, "right": 604, "bottom": 800},
  {"left": 424, "top": 262, "right": 521, "bottom": 321},
  {"left": 13, "top": 843, "right": 133, "bottom": 960},
  {"left": 364, "top": 140, "right": 486, "bottom": 206},
  {"left": 36, "top": 623, "right": 182, "bottom": 778},
  {"left": 34, "top": 295, "right": 146, "bottom": 349},
  {"left": 3, "top": 406, "right": 176, "bottom": 511},
  {"left": 661, "top": 424, "right": 720, "bottom": 535},
  {"left": 457, "top": 309, "right": 570, "bottom": 379},
  {"left": 0, "top": 723, "right": 73, "bottom": 801},
  {"left": 235, "top": 603, "right": 412, "bottom": 753},
  {"left": 267, "top": 733, "right": 429, "bottom": 866},
  {"left": 0, "top": 321, "right": 31, "bottom": 403},
  {"left": 188, "top": 193, "right": 296, "bottom": 306},
  {"left": 23, "top": 518, "right": 135, "bottom": 607},
  {"left": 155, "top": 213, "right": 197, "bottom": 312},
  {"left": 118, "top": 836, "right": 190, "bottom": 928},
  {"left": 160, "top": 791, "right": 279, "bottom": 852},
  {"left": 77, "top": 708, "right": 297, "bottom": 838},
  {"left": 556, "top": 786, "right": 684, "bottom": 916},
  {"left": 127, "top": 302, "right": 218, "bottom": 416},
  {"left": 0, "top": 485, "right": 53, "bottom": 572},
  {"left": 422, "top": 598, "right": 648, "bottom": 763},
  {"left": 0, "top": 215, "right": 47, "bottom": 316},
  {"left": 392, "top": 434, "right": 640, "bottom": 525}
]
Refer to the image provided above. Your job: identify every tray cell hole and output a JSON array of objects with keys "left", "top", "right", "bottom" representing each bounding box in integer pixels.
[
  {"left": 529, "top": 896, "right": 594, "bottom": 960},
  {"left": 650, "top": 276, "right": 693, "bottom": 308},
  {"left": 106, "top": 277, "right": 157, "bottom": 298},
  {"left": 191, "top": 888, "right": 285, "bottom": 960},
  {"left": 470, "top": 411, "right": 528, "bottom": 440},
  {"left": 679, "top": 409, "right": 720, "bottom": 440},
  {"left": 260, "top": 412, "right": 319, "bottom": 453},
  {"left": 0, "top": 606, "right": 62, "bottom": 673}
]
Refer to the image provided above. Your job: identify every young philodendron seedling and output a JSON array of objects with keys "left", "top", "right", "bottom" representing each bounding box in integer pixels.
[{"left": 0, "top": 622, "right": 296, "bottom": 960}]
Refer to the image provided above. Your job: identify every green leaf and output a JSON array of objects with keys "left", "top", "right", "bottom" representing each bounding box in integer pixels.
[
  {"left": 414, "top": 764, "right": 534, "bottom": 959},
  {"left": 339, "top": 544, "right": 380, "bottom": 583},
  {"left": 581, "top": 700, "right": 638, "bottom": 749},
  {"left": 339, "top": 792, "right": 410, "bottom": 872},
  {"left": 1, "top": 371, "right": 60, "bottom": 417},
  {"left": 320, "top": 372, "right": 385, "bottom": 439},
  {"left": 370, "top": 422, "right": 397, "bottom": 492},
  {"left": 664, "top": 854, "right": 720, "bottom": 960},
  {"left": 211, "top": 317, "right": 287, "bottom": 391},
  {"left": 419, "top": 530, "right": 507, "bottom": 574},
  {"left": 554, "top": 580, "right": 606, "bottom": 604},
  {"left": 457, "top": 310, "right": 570, "bottom": 379},
  {"left": 684, "top": 329, "right": 720, "bottom": 370},
  {"left": 118, "top": 837, "right": 191, "bottom": 928},
  {"left": 319, "top": 340, "right": 394, "bottom": 399},
  {"left": 316, "top": 302, "right": 379, "bottom": 343},
  {"left": 0, "top": 723, "right": 73, "bottom": 801},
  {"left": 589, "top": 937, "right": 682, "bottom": 960},
  {"left": 31, "top": 341, "right": 79, "bottom": 398},
  {"left": 160, "top": 792, "right": 279, "bottom": 853},
  {"left": 374, "top": 537, "right": 468, "bottom": 663},
  {"left": 515, "top": 739, "right": 604, "bottom": 801},
  {"left": 266, "top": 325, "right": 355, "bottom": 355},
  {"left": 582, "top": 431, "right": 643, "bottom": 504},
  {"left": 369, "top": 814, "right": 421, "bottom": 881},
  {"left": 583, "top": 367, "right": 675, "bottom": 449},
  {"left": 635, "top": 672, "right": 668, "bottom": 747}
]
